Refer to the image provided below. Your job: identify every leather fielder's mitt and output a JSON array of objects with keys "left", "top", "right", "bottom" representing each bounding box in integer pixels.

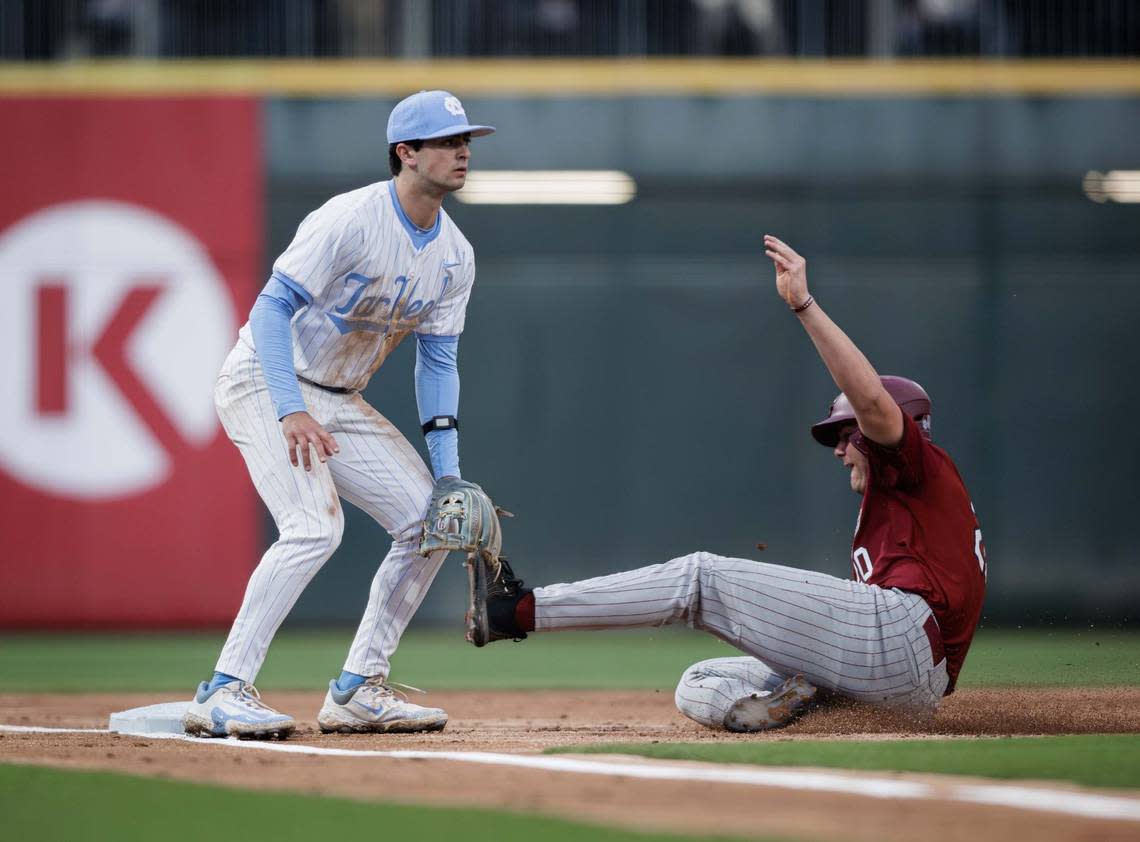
[{"left": 419, "top": 477, "right": 511, "bottom": 564}]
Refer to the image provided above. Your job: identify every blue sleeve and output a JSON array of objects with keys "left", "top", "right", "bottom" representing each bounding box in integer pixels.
[
  {"left": 249, "top": 277, "right": 308, "bottom": 420},
  {"left": 415, "top": 333, "right": 460, "bottom": 480}
]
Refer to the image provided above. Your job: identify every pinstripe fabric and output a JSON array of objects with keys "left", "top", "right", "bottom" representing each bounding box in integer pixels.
[
  {"left": 674, "top": 657, "right": 785, "bottom": 728},
  {"left": 535, "top": 551, "right": 949, "bottom": 725},
  {"left": 213, "top": 341, "right": 444, "bottom": 682},
  {"left": 328, "top": 391, "right": 447, "bottom": 677},
  {"left": 209, "top": 178, "right": 478, "bottom": 688},
  {"left": 237, "top": 180, "right": 475, "bottom": 392}
]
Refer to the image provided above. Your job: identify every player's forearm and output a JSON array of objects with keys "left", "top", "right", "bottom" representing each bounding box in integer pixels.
[
  {"left": 425, "top": 430, "right": 460, "bottom": 480},
  {"left": 763, "top": 234, "right": 902, "bottom": 445},
  {"left": 249, "top": 285, "right": 307, "bottom": 420},
  {"left": 797, "top": 302, "right": 895, "bottom": 425},
  {"left": 415, "top": 334, "right": 461, "bottom": 479}
]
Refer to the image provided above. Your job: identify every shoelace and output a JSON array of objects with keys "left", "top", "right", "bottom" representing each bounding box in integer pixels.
[
  {"left": 496, "top": 557, "right": 525, "bottom": 591},
  {"left": 232, "top": 683, "right": 276, "bottom": 713},
  {"left": 356, "top": 678, "right": 427, "bottom": 705}
]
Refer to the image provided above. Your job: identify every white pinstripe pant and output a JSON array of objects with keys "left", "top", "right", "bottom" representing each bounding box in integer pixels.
[
  {"left": 212, "top": 341, "right": 446, "bottom": 683},
  {"left": 535, "top": 551, "right": 950, "bottom": 729}
]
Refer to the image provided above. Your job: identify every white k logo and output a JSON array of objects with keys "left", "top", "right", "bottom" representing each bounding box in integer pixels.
[{"left": 0, "top": 201, "right": 235, "bottom": 500}]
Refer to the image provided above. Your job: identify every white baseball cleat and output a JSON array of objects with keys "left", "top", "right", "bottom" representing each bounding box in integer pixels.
[
  {"left": 723, "top": 674, "right": 817, "bottom": 732},
  {"left": 182, "top": 680, "right": 296, "bottom": 739},
  {"left": 317, "top": 678, "right": 448, "bottom": 734}
]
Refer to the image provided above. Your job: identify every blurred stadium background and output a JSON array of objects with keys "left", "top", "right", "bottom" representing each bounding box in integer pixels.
[
  {"left": 5, "top": 1, "right": 1140, "bottom": 58},
  {"left": 0, "top": 0, "right": 1137, "bottom": 634}
]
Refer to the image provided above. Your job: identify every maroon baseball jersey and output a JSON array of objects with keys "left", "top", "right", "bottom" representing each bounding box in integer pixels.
[{"left": 850, "top": 414, "right": 986, "bottom": 693}]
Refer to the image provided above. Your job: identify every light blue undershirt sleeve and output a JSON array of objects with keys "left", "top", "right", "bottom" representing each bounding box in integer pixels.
[
  {"left": 249, "top": 276, "right": 309, "bottom": 420},
  {"left": 415, "top": 333, "right": 461, "bottom": 480}
]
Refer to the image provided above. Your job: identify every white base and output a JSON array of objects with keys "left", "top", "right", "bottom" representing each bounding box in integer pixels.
[{"left": 108, "top": 701, "right": 191, "bottom": 736}]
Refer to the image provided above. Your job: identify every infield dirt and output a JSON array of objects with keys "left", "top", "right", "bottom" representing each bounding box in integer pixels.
[{"left": 2, "top": 688, "right": 1139, "bottom": 842}]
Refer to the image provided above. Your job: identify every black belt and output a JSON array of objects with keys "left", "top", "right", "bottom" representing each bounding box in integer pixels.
[
  {"left": 298, "top": 375, "right": 355, "bottom": 394},
  {"left": 923, "top": 615, "right": 945, "bottom": 665}
]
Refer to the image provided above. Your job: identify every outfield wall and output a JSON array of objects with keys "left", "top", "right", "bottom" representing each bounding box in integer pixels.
[
  {"left": 1, "top": 63, "right": 1136, "bottom": 627},
  {"left": 279, "top": 93, "right": 1139, "bottom": 628}
]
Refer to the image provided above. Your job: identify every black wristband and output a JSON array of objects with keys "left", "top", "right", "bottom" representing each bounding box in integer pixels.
[
  {"left": 422, "top": 415, "right": 459, "bottom": 435},
  {"left": 791, "top": 294, "right": 815, "bottom": 314}
]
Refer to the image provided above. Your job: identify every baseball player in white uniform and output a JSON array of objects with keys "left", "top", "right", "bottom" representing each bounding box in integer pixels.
[
  {"left": 183, "top": 91, "right": 494, "bottom": 739},
  {"left": 468, "top": 236, "right": 986, "bottom": 732}
]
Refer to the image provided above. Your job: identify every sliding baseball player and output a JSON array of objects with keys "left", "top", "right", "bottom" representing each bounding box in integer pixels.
[{"left": 467, "top": 235, "right": 986, "bottom": 731}]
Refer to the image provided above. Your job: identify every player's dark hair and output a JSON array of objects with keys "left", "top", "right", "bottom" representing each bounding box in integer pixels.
[{"left": 389, "top": 140, "right": 424, "bottom": 176}]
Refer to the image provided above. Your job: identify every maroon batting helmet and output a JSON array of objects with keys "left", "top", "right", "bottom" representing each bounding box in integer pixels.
[{"left": 810, "top": 375, "right": 933, "bottom": 447}]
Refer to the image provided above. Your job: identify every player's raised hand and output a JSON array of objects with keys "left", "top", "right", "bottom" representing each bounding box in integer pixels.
[
  {"left": 764, "top": 234, "right": 811, "bottom": 310},
  {"left": 281, "top": 411, "right": 340, "bottom": 471}
]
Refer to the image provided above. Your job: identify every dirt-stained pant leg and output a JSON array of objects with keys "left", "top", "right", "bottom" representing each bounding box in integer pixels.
[
  {"left": 213, "top": 344, "right": 449, "bottom": 684},
  {"left": 674, "top": 656, "right": 786, "bottom": 728},
  {"left": 534, "top": 551, "right": 949, "bottom": 725},
  {"left": 326, "top": 392, "right": 448, "bottom": 679},
  {"left": 213, "top": 349, "right": 348, "bottom": 683}
]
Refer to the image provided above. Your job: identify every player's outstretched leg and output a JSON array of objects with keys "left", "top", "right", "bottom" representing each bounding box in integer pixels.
[
  {"left": 470, "top": 551, "right": 946, "bottom": 713},
  {"left": 182, "top": 679, "right": 296, "bottom": 740},
  {"left": 675, "top": 657, "right": 817, "bottom": 732}
]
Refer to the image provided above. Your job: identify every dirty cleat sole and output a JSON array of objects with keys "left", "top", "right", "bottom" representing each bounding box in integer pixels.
[
  {"left": 317, "top": 716, "right": 448, "bottom": 735},
  {"left": 317, "top": 707, "right": 448, "bottom": 734},
  {"left": 316, "top": 679, "right": 449, "bottom": 735},
  {"left": 465, "top": 553, "right": 491, "bottom": 647},
  {"left": 181, "top": 713, "right": 295, "bottom": 740}
]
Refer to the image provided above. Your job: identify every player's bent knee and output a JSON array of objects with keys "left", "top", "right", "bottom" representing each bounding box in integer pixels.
[
  {"left": 673, "top": 660, "right": 711, "bottom": 707},
  {"left": 667, "top": 550, "right": 710, "bottom": 583},
  {"left": 673, "top": 666, "right": 726, "bottom": 730},
  {"left": 329, "top": 507, "right": 346, "bottom": 547},
  {"left": 673, "top": 670, "right": 697, "bottom": 717},
  {"left": 679, "top": 550, "right": 730, "bottom": 576},
  {"left": 306, "top": 504, "right": 346, "bottom": 556},
  {"left": 678, "top": 658, "right": 715, "bottom": 685},
  {"left": 317, "top": 518, "right": 345, "bottom": 556},
  {"left": 389, "top": 518, "right": 425, "bottom": 546},
  {"left": 678, "top": 550, "right": 712, "bottom": 566}
]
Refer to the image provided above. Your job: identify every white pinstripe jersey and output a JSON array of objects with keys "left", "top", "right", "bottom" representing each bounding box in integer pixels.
[{"left": 239, "top": 179, "right": 475, "bottom": 391}]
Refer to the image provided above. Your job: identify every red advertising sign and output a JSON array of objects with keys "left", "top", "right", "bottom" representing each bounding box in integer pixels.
[{"left": 0, "top": 97, "right": 262, "bottom": 627}]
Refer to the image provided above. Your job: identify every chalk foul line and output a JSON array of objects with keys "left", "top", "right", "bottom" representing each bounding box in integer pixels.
[{"left": 2, "top": 724, "right": 1138, "bottom": 823}]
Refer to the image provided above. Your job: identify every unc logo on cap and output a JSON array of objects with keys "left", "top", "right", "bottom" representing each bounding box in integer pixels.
[{"left": 386, "top": 90, "right": 496, "bottom": 145}]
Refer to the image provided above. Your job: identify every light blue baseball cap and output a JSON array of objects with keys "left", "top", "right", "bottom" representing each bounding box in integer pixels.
[{"left": 386, "top": 90, "right": 495, "bottom": 144}]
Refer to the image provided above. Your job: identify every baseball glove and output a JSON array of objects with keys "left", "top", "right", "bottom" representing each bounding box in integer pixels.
[{"left": 419, "top": 477, "right": 510, "bottom": 564}]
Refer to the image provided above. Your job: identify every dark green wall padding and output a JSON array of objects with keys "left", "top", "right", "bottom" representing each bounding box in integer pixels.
[{"left": 250, "top": 95, "right": 1139, "bottom": 626}]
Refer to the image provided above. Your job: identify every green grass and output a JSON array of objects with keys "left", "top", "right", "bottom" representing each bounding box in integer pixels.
[
  {"left": 0, "top": 627, "right": 1136, "bottom": 693},
  {"left": 0, "top": 627, "right": 738, "bottom": 692},
  {"left": 0, "top": 764, "right": 770, "bottom": 842},
  {"left": 956, "top": 629, "right": 1140, "bottom": 688},
  {"left": 550, "top": 734, "right": 1140, "bottom": 790}
]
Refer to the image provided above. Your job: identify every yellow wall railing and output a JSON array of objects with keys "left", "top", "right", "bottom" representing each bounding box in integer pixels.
[{"left": 1, "top": 59, "right": 1138, "bottom": 97}]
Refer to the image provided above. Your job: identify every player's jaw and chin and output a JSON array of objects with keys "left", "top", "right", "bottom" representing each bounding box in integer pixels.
[
  {"left": 846, "top": 457, "right": 867, "bottom": 495},
  {"left": 416, "top": 162, "right": 467, "bottom": 195}
]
